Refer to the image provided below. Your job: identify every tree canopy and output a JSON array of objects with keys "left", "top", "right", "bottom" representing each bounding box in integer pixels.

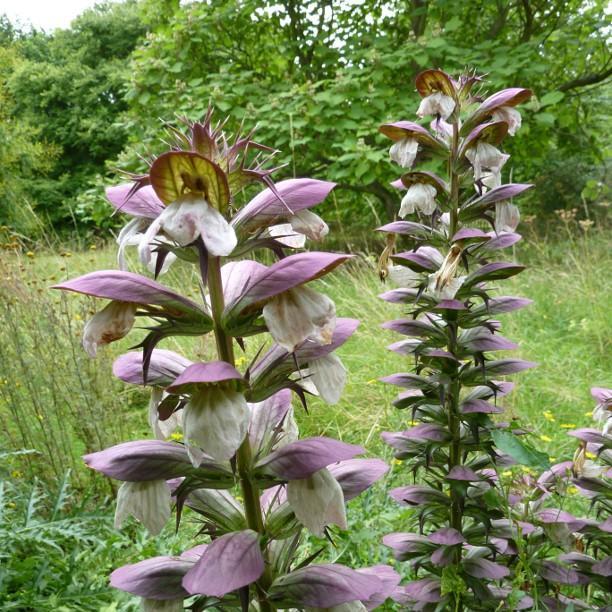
[{"left": 1, "top": 0, "right": 609, "bottom": 236}]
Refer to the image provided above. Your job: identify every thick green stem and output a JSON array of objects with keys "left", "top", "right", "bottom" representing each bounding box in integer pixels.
[
  {"left": 446, "top": 120, "right": 464, "bottom": 610},
  {"left": 202, "top": 248, "right": 274, "bottom": 611}
]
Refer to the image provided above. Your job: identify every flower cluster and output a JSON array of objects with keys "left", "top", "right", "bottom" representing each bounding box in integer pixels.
[
  {"left": 509, "top": 386, "right": 611, "bottom": 609},
  {"left": 376, "top": 69, "right": 541, "bottom": 609},
  {"left": 55, "top": 114, "right": 398, "bottom": 611}
]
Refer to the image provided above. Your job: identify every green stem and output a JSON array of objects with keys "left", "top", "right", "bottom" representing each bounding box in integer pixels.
[
  {"left": 446, "top": 119, "right": 464, "bottom": 611},
  {"left": 202, "top": 247, "right": 274, "bottom": 611}
]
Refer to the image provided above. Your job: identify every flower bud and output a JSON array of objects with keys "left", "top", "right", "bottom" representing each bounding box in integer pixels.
[{"left": 82, "top": 300, "right": 137, "bottom": 357}]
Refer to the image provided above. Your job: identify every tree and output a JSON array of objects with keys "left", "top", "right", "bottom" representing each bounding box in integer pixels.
[{"left": 4, "top": 1, "right": 148, "bottom": 231}]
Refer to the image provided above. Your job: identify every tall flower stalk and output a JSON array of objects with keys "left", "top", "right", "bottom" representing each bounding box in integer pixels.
[
  {"left": 377, "top": 70, "right": 539, "bottom": 610},
  {"left": 55, "top": 113, "right": 398, "bottom": 611}
]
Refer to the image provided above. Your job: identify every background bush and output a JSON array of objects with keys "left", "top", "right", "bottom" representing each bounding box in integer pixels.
[{"left": 0, "top": 0, "right": 610, "bottom": 238}]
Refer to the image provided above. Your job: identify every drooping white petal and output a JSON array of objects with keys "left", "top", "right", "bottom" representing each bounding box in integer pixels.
[
  {"left": 263, "top": 286, "right": 336, "bottom": 352},
  {"left": 148, "top": 389, "right": 182, "bottom": 440},
  {"left": 480, "top": 169, "right": 502, "bottom": 193},
  {"left": 290, "top": 209, "right": 329, "bottom": 241},
  {"left": 268, "top": 223, "right": 307, "bottom": 249},
  {"left": 580, "top": 460, "right": 606, "bottom": 478},
  {"left": 495, "top": 202, "right": 520, "bottom": 233},
  {"left": 156, "top": 194, "right": 237, "bottom": 256},
  {"left": 417, "top": 92, "right": 455, "bottom": 120},
  {"left": 83, "top": 301, "right": 137, "bottom": 358},
  {"left": 138, "top": 215, "right": 164, "bottom": 269},
  {"left": 399, "top": 183, "right": 437, "bottom": 218},
  {"left": 492, "top": 105, "right": 522, "bottom": 136},
  {"left": 114, "top": 480, "right": 171, "bottom": 535},
  {"left": 387, "top": 265, "right": 421, "bottom": 288},
  {"left": 389, "top": 137, "right": 419, "bottom": 168},
  {"left": 117, "top": 217, "right": 147, "bottom": 271},
  {"left": 142, "top": 598, "right": 184, "bottom": 612},
  {"left": 430, "top": 118, "right": 453, "bottom": 142},
  {"left": 309, "top": 353, "right": 347, "bottom": 405},
  {"left": 129, "top": 219, "right": 177, "bottom": 275},
  {"left": 465, "top": 142, "right": 509, "bottom": 182},
  {"left": 184, "top": 387, "right": 249, "bottom": 462},
  {"left": 287, "top": 468, "right": 347, "bottom": 537},
  {"left": 427, "top": 273, "right": 466, "bottom": 301}
]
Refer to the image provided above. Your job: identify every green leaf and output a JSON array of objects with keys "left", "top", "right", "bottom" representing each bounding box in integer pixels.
[
  {"left": 535, "top": 112, "right": 556, "bottom": 126},
  {"left": 539, "top": 91, "right": 565, "bottom": 107},
  {"left": 491, "top": 430, "right": 550, "bottom": 470},
  {"left": 445, "top": 17, "right": 462, "bottom": 32}
]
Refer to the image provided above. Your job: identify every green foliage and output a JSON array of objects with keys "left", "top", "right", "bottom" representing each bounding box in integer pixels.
[
  {"left": 117, "top": 0, "right": 611, "bottom": 230},
  {"left": 1, "top": 0, "right": 610, "bottom": 236},
  {"left": 0, "top": 468, "right": 121, "bottom": 610},
  {"left": 491, "top": 430, "right": 550, "bottom": 470},
  {"left": 0, "top": 45, "right": 59, "bottom": 235},
  {"left": 1, "top": 1, "right": 147, "bottom": 234},
  {"left": 0, "top": 227, "right": 609, "bottom": 606}
]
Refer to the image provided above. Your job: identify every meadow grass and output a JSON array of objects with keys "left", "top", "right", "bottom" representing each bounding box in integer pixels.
[{"left": 0, "top": 225, "right": 610, "bottom": 608}]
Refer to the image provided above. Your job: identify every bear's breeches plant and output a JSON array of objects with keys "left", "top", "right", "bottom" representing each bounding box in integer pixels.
[
  {"left": 55, "top": 114, "right": 399, "bottom": 611},
  {"left": 376, "top": 69, "right": 611, "bottom": 611}
]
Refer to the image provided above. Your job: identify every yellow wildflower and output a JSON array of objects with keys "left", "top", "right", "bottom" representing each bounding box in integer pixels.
[{"left": 539, "top": 435, "right": 552, "bottom": 443}]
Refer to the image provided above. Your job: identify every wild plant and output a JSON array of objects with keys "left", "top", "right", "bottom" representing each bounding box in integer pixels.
[
  {"left": 0, "top": 465, "right": 119, "bottom": 610},
  {"left": 375, "top": 69, "right": 546, "bottom": 610},
  {"left": 54, "top": 113, "right": 398, "bottom": 611}
]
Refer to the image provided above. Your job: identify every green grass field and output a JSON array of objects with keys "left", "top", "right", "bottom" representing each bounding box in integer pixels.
[{"left": 0, "top": 226, "right": 610, "bottom": 609}]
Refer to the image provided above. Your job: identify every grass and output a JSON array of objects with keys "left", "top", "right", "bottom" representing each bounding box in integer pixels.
[{"left": 0, "top": 224, "right": 610, "bottom": 608}]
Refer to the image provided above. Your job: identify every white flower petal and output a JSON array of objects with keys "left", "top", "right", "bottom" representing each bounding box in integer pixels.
[
  {"left": 138, "top": 215, "right": 164, "bottom": 269},
  {"left": 290, "top": 209, "right": 329, "bottom": 241},
  {"left": 417, "top": 92, "right": 455, "bottom": 120},
  {"left": 184, "top": 387, "right": 249, "bottom": 461},
  {"left": 263, "top": 286, "right": 336, "bottom": 352},
  {"left": 427, "top": 274, "right": 466, "bottom": 301},
  {"left": 83, "top": 301, "right": 136, "bottom": 358},
  {"left": 495, "top": 202, "right": 520, "bottom": 233},
  {"left": 287, "top": 468, "right": 347, "bottom": 537},
  {"left": 388, "top": 265, "right": 421, "bottom": 288},
  {"left": 148, "top": 389, "right": 182, "bottom": 440},
  {"left": 268, "top": 223, "right": 307, "bottom": 249},
  {"left": 198, "top": 202, "right": 238, "bottom": 256},
  {"left": 117, "top": 217, "right": 147, "bottom": 271},
  {"left": 309, "top": 354, "right": 347, "bottom": 405},
  {"left": 399, "top": 183, "right": 437, "bottom": 217},
  {"left": 389, "top": 137, "right": 419, "bottom": 168},
  {"left": 115, "top": 480, "right": 171, "bottom": 535},
  {"left": 156, "top": 194, "right": 236, "bottom": 256},
  {"left": 466, "top": 142, "right": 510, "bottom": 182},
  {"left": 492, "top": 105, "right": 522, "bottom": 136}
]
